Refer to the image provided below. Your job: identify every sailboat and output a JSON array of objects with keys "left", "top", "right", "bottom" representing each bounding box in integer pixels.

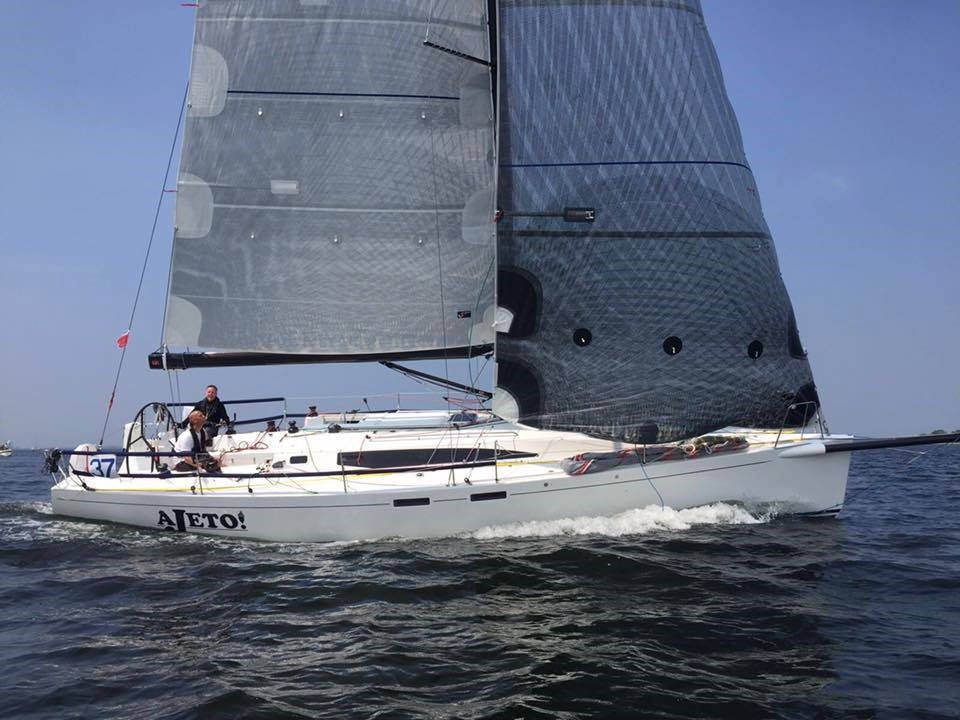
[
  {"left": 48, "top": 1, "right": 956, "bottom": 541},
  {"left": 0, "top": 442, "right": 12, "bottom": 458}
]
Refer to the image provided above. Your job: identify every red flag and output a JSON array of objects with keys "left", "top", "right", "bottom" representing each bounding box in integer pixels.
[{"left": 116, "top": 331, "right": 130, "bottom": 349}]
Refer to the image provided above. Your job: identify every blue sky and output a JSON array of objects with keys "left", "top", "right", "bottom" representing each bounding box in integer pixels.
[{"left": 1, "top": 1, "right": 957, "bottom": 447}]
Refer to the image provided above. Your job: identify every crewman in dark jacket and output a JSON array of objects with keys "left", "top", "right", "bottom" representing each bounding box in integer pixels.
[
  {"left": 193, "top": 384, "right": 230, "bottom": 425},
  {"left": 181, "top": 385, "right": 231, "bottom": 439}
]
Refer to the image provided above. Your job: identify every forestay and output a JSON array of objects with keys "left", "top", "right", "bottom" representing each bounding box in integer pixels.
[
  {"left": 164, "top": 1, "right": 496, "bottom": 358},
  {"left": 494, "top": 0, "right": 818, "bottom": 442}
]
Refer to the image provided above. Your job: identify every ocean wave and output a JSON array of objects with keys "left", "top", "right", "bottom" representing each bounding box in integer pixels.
[{"left": 469, "top": 502, "right": 763, "bottom": 540}]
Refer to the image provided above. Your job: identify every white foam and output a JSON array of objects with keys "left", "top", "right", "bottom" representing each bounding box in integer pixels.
[{"left": 469, "top": 503, "right": 764, "bottom": 540}]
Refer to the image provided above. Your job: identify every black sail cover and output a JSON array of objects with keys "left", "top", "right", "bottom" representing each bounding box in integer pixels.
[
  {"left": 494, "top": 0, "right": 819, "bottom": 443},
  {"left": 163, "top": 1, "right": 496, "bottom": 358}
]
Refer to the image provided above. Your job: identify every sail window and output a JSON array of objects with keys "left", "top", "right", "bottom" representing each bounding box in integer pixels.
[
  {"left": 663, "top": 337, "right": 683, "bottom": 355},
  {"left": 493, "top": 307, "right": 515, "bottom": 334},
  {"left": 748, "top": 341, "right": 764, "bottom": 360},
  {"left": 269, "top": 180, "right": 299, "bottom": 195},
  {"left": 175, "top": 174, "right": 213, "bottom": 239},
  {"left": 495, "top": 361, "right": 542, "bottom": 421},
  {"left": 187, "top": 45, "right": 227, "bottom": 118},
  {"left": 497, "top": 268, "right": 540, "bottom": 338},
  {"left": 492, "top": 389, "right": 520, "bottom": 422},
  {"left": 573, "top": 328, "right": 592, "bottom": 347}
]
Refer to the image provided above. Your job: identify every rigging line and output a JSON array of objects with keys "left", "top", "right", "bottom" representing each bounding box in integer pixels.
[
  {"left": 635, "top": 443, "right": 665, "bottom": 510},
  {"left": 418, "top": 1, "right": 496, "bottom": 69},
  {"left": 99, "top": 82, "right": 189, "bottom": 447},
  {"left": 487, "top": 0, "right": 500, "bottom": 404},
  {"left": 467, "top": 254, "right": 496, "bottom": 397},
  {"left": 427, "top": 123, "right": 455, "bottom": 460},
  {"left": 160, "top": 83, "right": 191, "bottom": 345},
  {"left": 905, "top": 435, "right": 960, "bottom": 466},
  {"left": 422, "top": 41, "right": 492, "bottom": 67},
  {"left": 420, "top": 4, "right": 446, "bottom": 393},
  {"left": 471, "top": 353, "right": 493, "bottom": 402},
  {"left": 380, "top": 362, "right": 491, "bottom": 399}
]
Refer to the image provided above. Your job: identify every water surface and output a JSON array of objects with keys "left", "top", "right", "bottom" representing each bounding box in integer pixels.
[{"left": 2, "top": 447, "right": 958, "bottom": 719}]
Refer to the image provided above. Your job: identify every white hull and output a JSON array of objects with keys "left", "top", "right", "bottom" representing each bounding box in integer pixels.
[{"left": 50, "top": 415, "right": 850, "bottom": 542}]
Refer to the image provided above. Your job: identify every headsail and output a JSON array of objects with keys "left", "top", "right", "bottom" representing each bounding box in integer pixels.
[
  {"left": 164, "top": 1, "right": 496, "bottom": 359},
  {"left": 494, "top": 0, "right": 818, "bottom": 442}
]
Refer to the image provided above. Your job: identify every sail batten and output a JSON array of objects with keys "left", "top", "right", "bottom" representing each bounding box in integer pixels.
[
  {"left": 210, "top": 205, "right": 465, "bottom": 214},
  {"left": 196, "top": 18, "right": 484, "bottom": 32},
  {"left": 225, "top": 92, "right": 461, "bottom": 100}
]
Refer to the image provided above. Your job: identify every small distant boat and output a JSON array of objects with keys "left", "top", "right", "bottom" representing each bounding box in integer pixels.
[{"left": 0, "top": 442, "right": 12, "bottom": 458}]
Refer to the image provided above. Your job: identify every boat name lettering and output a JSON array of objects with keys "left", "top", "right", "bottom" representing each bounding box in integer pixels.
[{"left": 157, "top": 508, "right": 247, "bottom": 532}]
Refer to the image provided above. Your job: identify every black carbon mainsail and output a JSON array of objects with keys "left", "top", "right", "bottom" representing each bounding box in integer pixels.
[{"left": 493, "top": 0, "right": 818, "bottom": 442}]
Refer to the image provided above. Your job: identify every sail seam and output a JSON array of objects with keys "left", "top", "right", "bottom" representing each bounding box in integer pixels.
[
  {"left": 226, "top": 90, "right": 459, "bottom": 101},
  {"left": 171, "top": 294, "right": 470, "bottom": 305},
  {"left": 210, "top": 204, "right": 461, "bottom": 214},
  {"left": 501, "top": 160, "right": 751, "bottom": 170},
  {"left": 197, "top": 18, "right": 483, "bottom": 32},
  {"left": 502, "top": 231, "right": 770, "bottom": 239}
]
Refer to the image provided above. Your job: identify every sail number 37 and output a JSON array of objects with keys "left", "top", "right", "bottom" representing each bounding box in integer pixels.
[{"left": 89, "top": 455, "right": 117, "bottom": 477}]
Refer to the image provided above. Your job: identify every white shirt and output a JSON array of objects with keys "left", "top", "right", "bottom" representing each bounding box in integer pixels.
[{"left": 175, "top": 427, "right": 200, "bottom": 455}]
